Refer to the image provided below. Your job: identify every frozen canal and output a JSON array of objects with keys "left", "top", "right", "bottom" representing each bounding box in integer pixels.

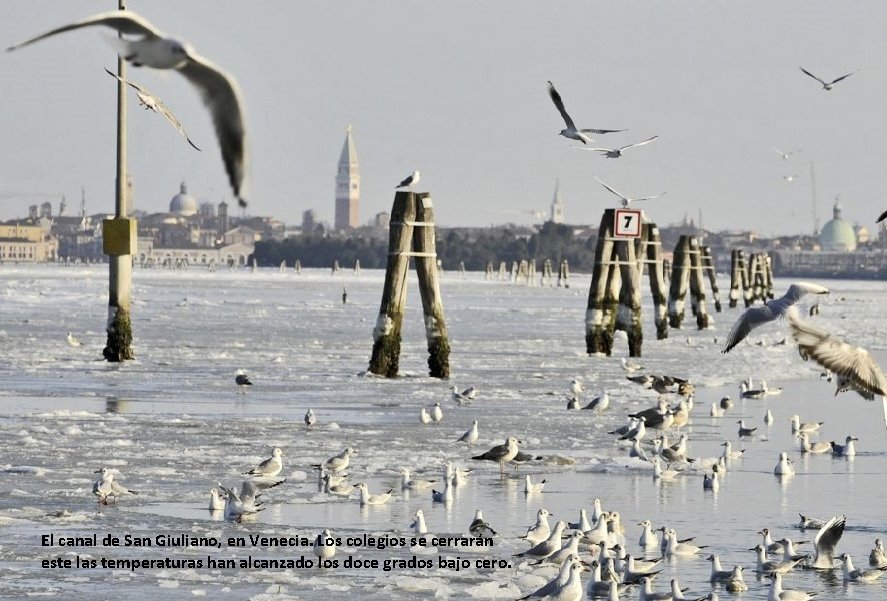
[{"left": 0, "top": 265, "right": 886, "bottom": 600}]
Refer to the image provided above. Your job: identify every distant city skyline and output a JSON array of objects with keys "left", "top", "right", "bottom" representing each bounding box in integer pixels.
[{"left": 1, "top": 2, "right": 886, "bottom": 235}]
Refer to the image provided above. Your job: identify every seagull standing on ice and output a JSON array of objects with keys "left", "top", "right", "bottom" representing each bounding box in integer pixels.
[
  {"left": 721, "top": 282, "right": 829, "bottom": 353},
  {"left": 395, "top": 171, "right": 420, "bottom": 189},
  {"left": 457, "top": 420, "right": 479, "bottom": 447},
  {"left": 546, "top": 81, "right": 624, "bottom": 145},
  {"left": 8, "top": 10, "right": 250, "bottom": 207},
  {"left": 800, "top": 66, "right": 858, "bottom": 91},
  {"left": 65, "top": 332, "right": 82, "bottom": 347},
  {"left": 304, "top": 409, "right": 316, "bottom": 429},
  {"left": 104, "top": 68, "right": 200, "bottom": 150},
  {"left": 243, "top": 447, "right": 283, "bottom": 478}
]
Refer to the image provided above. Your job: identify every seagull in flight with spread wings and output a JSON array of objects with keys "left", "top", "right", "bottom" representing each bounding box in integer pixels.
[
  {"left": 546, "top": 81, "right": 624, "bottom": 145},
  {"left": 8, "top": 10, "right": 249, "bottom": 207},
  {"left": 595, "top": 176, "right": 664, "bottom": 208},
  {"left": 800, "top": 67, "right": 858, "bottom": 91},
  {"left": 579, "top": 135, "right": 659, "bottom": 158},
  {"left": 773, "top": 146, "right": 802, "bottom": 160},
  {"left": 788, "top": 306, "right": 887, "bottom": 402},
  {"left": 104, "top": 68, "right": 200, "bottom": 150},
  {"left": 722, "top": 282, "right": 829, "bottom": 353}
]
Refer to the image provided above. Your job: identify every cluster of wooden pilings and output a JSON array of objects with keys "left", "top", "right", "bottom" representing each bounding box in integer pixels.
[
  {"left": 586, "top": 211, "right": 721, "bottom": 358},
  {"left": 368, "top": 191, "right": 450, "bottom": 379},
  {"left": 666, "top": 235, "right": 722, "bottom": 329},
  {"left": 586, "top": 209, "right": 669, "bottom": 357},
  {"left": 728, "top": 249, "right": 774, "bottom": 307},
  {"left": 481, "top": 258, "right": 569, "bottom": 287}
]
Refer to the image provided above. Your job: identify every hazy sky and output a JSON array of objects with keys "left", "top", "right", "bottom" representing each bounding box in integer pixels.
[{"left": 1, "top": 1, "right": 885, "bottom": 235}]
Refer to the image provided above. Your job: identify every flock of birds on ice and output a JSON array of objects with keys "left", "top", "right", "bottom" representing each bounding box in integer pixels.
[
  {"left": 81, "top": 278, "right": 887, "bottom": 601},
  {"left": 6, "top": 7, "right": 887, "bottom": 601}
]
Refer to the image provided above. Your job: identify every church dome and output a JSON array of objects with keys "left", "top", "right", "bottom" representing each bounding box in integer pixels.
[
  {"left": 819, "top": 201, "right": 856, "bottom": 251},
  {"left": 169, "top": 182, "right": 198, "bottom": 216}
]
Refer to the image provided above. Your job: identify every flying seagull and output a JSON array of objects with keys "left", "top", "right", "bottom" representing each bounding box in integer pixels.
[
  {"left": 546, "top": 81, "right": 624, "bottom": 145},
  {"left": 800, "top": 67, "right": 857, "bottom": 91},
  {"left": 8, "top": 10, "right": 249, "bottom": 207},
  {"left": 788, "top": 306, "right": 887, "bottom": 403},
  {"left": 396, "top": 170, "right": 420, "bottom": 189},
  {"left": 773, "top": 146, "right": 802, "bottom": 160},
  {"left": 104, "top": 68, "right": 200, "bottom": 150},
  {"left": 595, "top": 176, "right": 664, "bottom": 208},
  {"left": 579, "top": 135, "right": 659, "bottom": 158},
  {"left": 721, "top": 282, "right": 829, "bottom": 353}
]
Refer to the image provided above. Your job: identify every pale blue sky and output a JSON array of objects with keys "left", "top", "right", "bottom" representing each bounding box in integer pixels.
[{"left": 1, "top": 1, "right": 884, "bottom": 235}]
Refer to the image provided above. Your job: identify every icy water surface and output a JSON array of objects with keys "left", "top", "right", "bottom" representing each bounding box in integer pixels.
[{"left": 1, "top": 265, "right": 887, "bottom": 600}]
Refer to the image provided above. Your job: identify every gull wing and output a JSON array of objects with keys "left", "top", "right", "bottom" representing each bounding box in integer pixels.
[
  {"left": 788, "top": 308, "right": 887, "bottom": 398},
  {"left": 547, "top": 81, "right": 576, "bottom": 130},
  {"left": 619, "top": 135, "right": 659, "bottom": 151},
  {"left": 829, "top": 71, "right": 857, "bottom": 85},
  {"left": 178, "top": 50, "right": 249, "bottom": 207},
  {"left": 595, "top": 177, "right": 630, "bottom": 203},
  {"left": 812, "top": 515, "right": 845, "bottom": 569},
  {"left": 783, "top": 282, "right": 829, "bottom": 304},
  {"left": 7, "top": 10, "right": 162, "bottom": 52},
  {"left": 799, "top": 67, "right": 828, "bottom": 86},
  {"left": 630, "top": 193, "right": 665, "bottom": 202},
  {"left": 104, "top": 68, "right": 201, "bottom": 151},
  {"left": 722, "top": 306, "right": 775, "bottom": 353},
  {"left": 877, "top": 210, "right": 887, "bottom": 224},
  {"left": 580, "top": 127, "right": 627, "bottom": 134}
]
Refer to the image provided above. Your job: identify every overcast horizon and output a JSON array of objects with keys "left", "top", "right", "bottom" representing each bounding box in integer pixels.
[{"left": 1, "top": 1, "right": 885, "bottom": 237}]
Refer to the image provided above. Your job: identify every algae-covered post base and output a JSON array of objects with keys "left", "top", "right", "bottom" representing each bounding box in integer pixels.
[
  {"left": 368, "top": 192, "right": 416, "bottom": 378},
  {"left": 413, "top": 193, "right": 450, "bottom": 379},
  {"left": 103, "top": 303, "right": 134, "bottom": 362},
  {"left": 586, "top": 209, "right": 617, "bottom": 355}
]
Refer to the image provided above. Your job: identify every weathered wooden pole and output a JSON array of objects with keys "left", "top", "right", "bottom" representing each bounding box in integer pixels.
[
  {"left": 586, "top": 209, "right": 617, "bottom": 355},
  {"left": 728, "top": 249, "right": 741, "bottom": 308},
  {"left": 498, "top": 261, "right": 507, "bottom": 281},
  {"left": 332, "top": 259, "right": 340, "bottom": 275},
  {"left": 751, "top": 253, "right": 765, "bottom": 301},
  {"left": 368, "top": 191, "right": 416, "bottom": 377},
  {"left": 412, "top": 193, "right": 450, "bottom": 379},
  {"left": 739, "top": 251, "right": 753, "bottom": 307},
  {"left": 484, "top": 261, "right": 493, "bottom": 280},
  {"left": 279, "top": 259, "right": 286, "bottom": 272},
  {"left": 354, "top": 259, "right": 361, "bottom": 276},
  {"left": 102, "top": 0, "right": 135, "bottom": 362},
  {"left": 510, "top": 261, "right": 518, "bottom": 282},
  {"left": 643, "top": 224, "right": 668, "bottom": 340},
  {"left": 667, "top": 235, "right": 691, "bottom": 328},
  {"left": 528, "top": 259, "right": 537, "bottom": 286},
  {"left": 702, "top": 245, "right": 721, "bottom": 312},
  {"left": 294, "top": 259, "right": 302, "bottom": 274},
  {"left": 764, "top": 254, "right": 774, "bottom": 299},
  {"left": 615, "top": 234, "right": 643, "bottom": 356},
  {"left": 687, "top": 237, "right": 710, "bottom": 329},
  {"left": 541, "top": 259, "right": 552, "bottom": 286},
  {"left": 459, "top": 260, "right": 465, "bottom": 277}
]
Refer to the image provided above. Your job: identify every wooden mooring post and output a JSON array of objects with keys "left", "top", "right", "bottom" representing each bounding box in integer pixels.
[
  {"left": 667, "top": 235, "right": 692, "bottom": 328},
  {"left": 585, "top": 209, "right": 618, "bottom": 355},
  {"left": 557, "top": 259, "right": 570, "bottom": 288},
  {"left": 642, "top": 224, "right": 668, "bottom": 339},
  {"left": 701, "top": 246, "right": 721, "bottom": 312},
  {"left": 687, "top": 237, "right": 710, "bottom": 329},
  {"left": 368, "top": 191, "right": 450, "bottom": 379},
  {"left": 484, "top": 261, "right": 493, "bottom": 280},
  {"left": 498, "top": 261, "right": 507, "bottom": 281},
  {"left": 728, "top": 249, "right": 742, "bottom": 308},
  {"left": 615, "top": 230, "right": 642, "bottom": 356}
]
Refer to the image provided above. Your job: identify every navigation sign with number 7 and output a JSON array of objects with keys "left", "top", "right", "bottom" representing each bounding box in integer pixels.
[{"left": 614, "top": 209, "right": 642, "bottom": 239}]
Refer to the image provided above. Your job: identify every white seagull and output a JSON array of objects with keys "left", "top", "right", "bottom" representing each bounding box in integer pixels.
[
  {"left": 353, "top": 482, "right": 392, "bottom": 506},
  {"left": 788, "top": 307, "right": 887, "bottom": 402},
  {"left": 721, "top": 282, "right": 829, "bottom": 353},
  {"left": 596, "top": 176, "right": 665, "bottom": 208},
  {"left": 304, "top": 409, "right": 316, "bottom": 429},
  {"left": 65, "top": 332, "right": 82, "bottom": 347},
  {"left": 471, "top": 436, "right": 521, "bottom": 474},
  {"left": 92, "top": 467, "right": 137, "bottom": 504},
  {"left": 456, "top": 420, "right": 479, "bottom": 447},
  {"left": 773, "top": 146, "right": 802, "bottom": 160},
  {"left": 839, "top": 553, "right": 887, "bottom": 582},
  {"left": 208, "top": 487, "right": 226, "bottom": 511},
  {"left": 800, "top": 66, "right": 857, "bottom": 91},
  {"left": 546, "top": 80, "right": 624, "bottom": 145},
  {"left": 810, "top": 515, "right": 845, "bottom": 569},
  {"left": 8, "top": 10, "right": 249, "bottom": 206},
  {"left": 104, "top": 67, "right": 200, "bottom": 150},
  {"left": 774, "top": 452, "right": 795, "bottom": 477},
  {"left": 313, "top": 529, "right": 336, "bottom": 563},
  {"left": 580, "top": 135, "right": 659, "bottom": 158},
  {"left": 243, "top": 447, "right": 283, "bottom": 478},
  {"left": 395, "top": 170, "right": 420, "bottom": 189}
]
